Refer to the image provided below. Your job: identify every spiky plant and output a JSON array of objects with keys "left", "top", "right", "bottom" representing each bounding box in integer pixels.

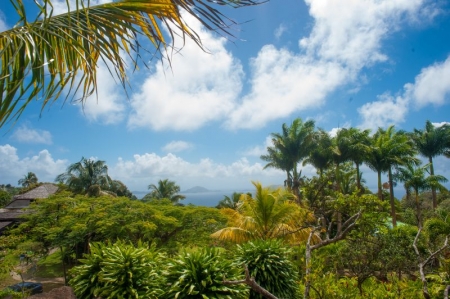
[
  {"left": 235, "top": 239, "right": 299, "bottom": 299},
  {"left": 163, "top": 247, "right": 248, "bottom": 298},
  {"left": 69, "top": 241, "right": 165, "bottom": 299}
]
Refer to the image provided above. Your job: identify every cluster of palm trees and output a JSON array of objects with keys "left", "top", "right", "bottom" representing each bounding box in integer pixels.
[
  {"left": 261, "top": 118, "right": 450, "bottom": 226},
  {"left": 55, "top": 157, "right": 133, "bottom": 198}
]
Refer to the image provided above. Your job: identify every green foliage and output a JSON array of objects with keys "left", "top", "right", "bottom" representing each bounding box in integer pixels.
[
  {"left": 0, "top": 190, "right": 12, "bottom": 208},
  {"left": 163, "top": 247, "right": 247, "bottom": 299},
  {"left": 70, "top": 241, "right": 165, "bottom": 299},
  {"left": 235, "top": 239, "right": 299, "bottom": 299},
  {"left": 0, "top": 288, "right": 22, "bottom": 299}
]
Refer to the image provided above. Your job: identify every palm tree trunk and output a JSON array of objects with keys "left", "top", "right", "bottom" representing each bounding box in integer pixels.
[
  {"left": 388, "top": 167, "right": 397, "bottom": 227},
  {"left": 415, "top": 190, "right": 422, "bottom": 228},
  {"left": 377, "top": 171, "right": 383, "bottom": 200},
  {"left": 355, "top": 163, "right": 361, "bottom": 192},
  {"left": 429, "top": 156, "right": 437, "bottom": 210}
]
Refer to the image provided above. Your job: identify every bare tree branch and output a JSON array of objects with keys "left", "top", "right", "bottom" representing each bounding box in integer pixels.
[{"left": 223, "top": 266, "right": 278, "bottom": 299}]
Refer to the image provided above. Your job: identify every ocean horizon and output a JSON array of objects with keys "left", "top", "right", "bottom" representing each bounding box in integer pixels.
[{"left": 132, "top": 190, "right": 254, "bottom": 207}]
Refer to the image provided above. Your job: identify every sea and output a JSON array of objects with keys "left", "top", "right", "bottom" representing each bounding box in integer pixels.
[{"left": 131, "top": 190, "right": 254, "bottom": 207}]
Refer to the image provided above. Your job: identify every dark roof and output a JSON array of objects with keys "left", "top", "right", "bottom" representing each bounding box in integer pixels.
[
  {"left": 0, "top": 221, "right": 13, "bottom": 230},
  {"left": 4, "top": 199, "right": 31, "bottom": 209},
  {"left": 13, "top": 184, "right": 58, "bottom": 200},
  {"left": 0, "top": 211, "right": 24, "bottom": 221}
]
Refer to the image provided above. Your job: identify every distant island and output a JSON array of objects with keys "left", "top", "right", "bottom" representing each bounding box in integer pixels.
[{"left": 181, "top": 186, "right": 212, "bottom": 193}]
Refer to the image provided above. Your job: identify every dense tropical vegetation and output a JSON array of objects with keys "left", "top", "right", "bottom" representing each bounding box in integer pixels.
[{"left": 1, "top": 118, "right": 450, "bottom": 298}]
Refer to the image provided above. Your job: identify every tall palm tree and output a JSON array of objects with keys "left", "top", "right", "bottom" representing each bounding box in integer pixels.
[
  {"left": 303, "top": 129, "right": 333, "bottom": 178},
  {"left": 395, "top": 163, "right": 448, "bottom": 227},
  {"left": 56, "top": 157, "right": 112, "bottom": 195},
  {"left": 261, "top": 118, "right": 316, "bottom": 201},
  {"left": 0, "top": 0, "right": 260, "bottom": 127},
  {"left": 147, "top": 179, "right": 185, "bottom": 203},
  {"left": 347, "top": 128, "right": 371, "bottom": 192},
  {"left": 330, "top": 128, "right": 353, "bottom": 193},
  {"left": 211, "top": 182, "right": 315, "bottom": 244},
  {"left": 366, "top": 126, "right": 418, "bottom": 227},
  {"left": 18, "top": 172, "right": 38, "bottom": 187},
  {"left": 411, "top": 120, "right": 450, "bottom": 209}
]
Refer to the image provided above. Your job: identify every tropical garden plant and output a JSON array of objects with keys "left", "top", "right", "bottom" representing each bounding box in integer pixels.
[
  {"left": 163, "top": 247, "right": 248, "bottom": 298},
  {"left": 211, "top": 181, "right": 315, "bottom": 244},
  {"left": 69, "top": 241, "right": 166, "bottom": 299},
  {"left": 145, "top": 178, "right": 186, "bottom": 203},
  {"left": 234, "top": 239, "right": 299, "bottom": 299}
]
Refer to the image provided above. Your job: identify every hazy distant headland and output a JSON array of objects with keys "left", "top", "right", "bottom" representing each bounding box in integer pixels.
[{"left": 181, "top": 186, "right": 218, "bottom": 193}]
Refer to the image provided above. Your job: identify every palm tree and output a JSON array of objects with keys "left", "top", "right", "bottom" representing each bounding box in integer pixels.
[
  {"left": 18, "top": 172, "right": 38, "bottom": 187},
  {"left": 211, "top": 182, "right": 315, "bottom": 244},
  {"left": 347, "top": 128, "right": 371, "bottom": 192},
  {"left": 261, "top": 118, "right": 316, "bottom": 201},
  {"left": 147, "top": 179, "right": 185, "bottom": 203},
  {"left": 330, "top": 128, "right": 353, "bottom": 193},
  {"left": 395, "top": 163, "right": 448, "bottom": 227},
  {"left": 55, "top": 157, "right": 112, "bottom": 195},
  {"left": 0, "top": 0, "right": 260, "bottom": 127},
  {"left": 216, "top": 192, "right": 251, "bottom": 209},
  {"left": 411, "top": 120, "right": 450, "bottom": 209},
  {"left": 303, "top": 129, "right": 333, "bottom": 178},
  {"left": 366, "top": 126, "right": 418, "bottom": 227}
]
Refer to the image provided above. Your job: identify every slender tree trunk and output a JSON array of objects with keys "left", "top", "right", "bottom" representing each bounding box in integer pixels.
[
  {"left": 355, "top": 163, "right": 361, "bottom": 193},
  {"left": 304, "top": 231, "right": 314, "bottom": 299},
  {"left": 377, "top": 171, "right": 383, "bottom": 200},
  {"left": 429, "top": 156, "right": 437, "bottom": 210},
  {"left": 60, "top": 246, "right": 67, "bottom": 286},
  {"left": 415, "top": 190, "right": 422, "bottom": 228},
  {"left": 388, "top": 167, "right": 397, "bottom": 227}
]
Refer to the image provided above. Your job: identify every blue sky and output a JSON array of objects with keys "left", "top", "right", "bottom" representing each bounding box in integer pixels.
[{"left": 1, "top": 0, "right": 450, "bottom": 196}]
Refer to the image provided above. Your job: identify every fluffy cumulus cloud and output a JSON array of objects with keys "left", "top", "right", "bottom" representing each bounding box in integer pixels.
[
  {"left": 225, "top": 0, "right": 427, "bottom": 129},
  {"left": 240, "top": 136, "right": 274, "bottom": 157},
  {"left": 11, "top": 125, "right": 52, "bottom": 144},
  {"left": 358, "top": 55, "right": 450, "bottom": 129},
  {"left": 0, "top": 12, "right": 7, "bottom": 31},
  {"left": 358, "top": 93, "right": 409, "bottom": 130},
  {"left": 127, "top": 12, "right": 243, "bottom": 131},
  {"left": 405, "top": 55, "right": 450, "bottom": 108},
  {"left": 162, "top": 141, "right": 194, "bottom": 153},
  {"left": 109, "top": 153, "right": 285, "bottom": 190},
  {"left": 0, "top": 145, "right": 68, "bottom": 185}
]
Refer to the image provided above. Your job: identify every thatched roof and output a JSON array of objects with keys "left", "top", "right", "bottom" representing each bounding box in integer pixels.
[{"left": 13, "top": 184, "right": 59, "bottom": 200}]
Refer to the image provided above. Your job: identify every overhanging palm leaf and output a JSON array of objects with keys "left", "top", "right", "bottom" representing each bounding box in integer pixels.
[{"left": 0, "top": 0, "right": 261, "bottom": 127}]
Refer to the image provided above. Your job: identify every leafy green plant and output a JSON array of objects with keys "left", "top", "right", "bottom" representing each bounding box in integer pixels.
[
  {"left": 69, "top": 241, "right": 165, "bottom": 299},
  {"left": 235, "top": 239, "right": 299, "bottom": 299},
  {"left": 163, "top": 247, "right": 247, "bottom": 298}
]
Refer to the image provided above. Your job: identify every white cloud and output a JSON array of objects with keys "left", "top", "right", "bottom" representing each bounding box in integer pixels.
[
  {"left": 162, "top": 141, "right": 193, "bottom": 153},
  {"left": 405, "top": 55, "right": 450, "bottom": 108},
  {"left": 274, "top": 24, "right": 287, "bottom": 39},
  {"left": 11, "top": 125, "right": 52, "bottom": 144},
  {"left": 432, "top": 122, "right": 450, "bottom": 127},
  {"left": 0, "top": 12, "right": 7, "bottom": 31},
  {"left": 109, "top": 153, "right": 285, "bottom": 191},
  {"left": 0, "top": 145, "right": 68, "bottom": 185},
  {"left": 357, "top": 93, "right": 409, "bottom": 130},
  {"left": 128, "top": 12, "right": 243, "bottom": 131},
  {"left": 78, "top": 62, "right": 126, "bottom": 124},
  {"left": 358, "top": 55, "right": 450, "bottom": 129},
  {"left": 225, "top": 0, "right": 427, "bottom": 129},
  {"left": 241, "top": 136, "right": 274, "bottom": 157}
]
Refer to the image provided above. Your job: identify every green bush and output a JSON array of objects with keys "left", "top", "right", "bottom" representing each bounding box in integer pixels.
[
  {"left": 235, "top": 239, "right": 299, "bottom": 299},
  {"left": 163, "top": 247, "right": 247, "bottom": 298},
  {"left": 69, "top": 241, "right": 165, "bottom": 299}
]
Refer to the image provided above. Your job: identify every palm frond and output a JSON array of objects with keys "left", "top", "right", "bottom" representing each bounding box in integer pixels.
[{"left": 0, "top": 0, "right": 262, "bottom": 127}]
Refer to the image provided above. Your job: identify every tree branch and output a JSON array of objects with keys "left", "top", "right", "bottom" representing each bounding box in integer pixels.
[{"left": 223, "top": 266, "right": 278, "bottom": 299}]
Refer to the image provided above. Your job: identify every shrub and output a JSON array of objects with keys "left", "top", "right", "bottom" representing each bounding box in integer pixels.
[
  {"left": 69, "top": 241, "right": 165, "bottom": 299},
  {"left": 163, "top": 247, "right": 247, "bottom": 298},
  {"left": 235, "top": 239, "right": 299, "bottom": 299}
]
